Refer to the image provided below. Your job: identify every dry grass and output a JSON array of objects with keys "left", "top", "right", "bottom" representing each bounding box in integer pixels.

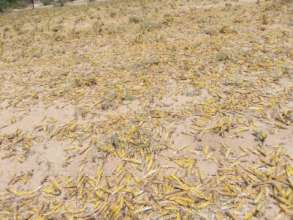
[{"left": 0, "top": 0, "right": 292, "bottom": 219}]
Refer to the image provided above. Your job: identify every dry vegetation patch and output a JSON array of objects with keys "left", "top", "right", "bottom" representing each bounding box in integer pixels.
[{"left": 0, "top": 0, "right": 293, "bottom": 219}]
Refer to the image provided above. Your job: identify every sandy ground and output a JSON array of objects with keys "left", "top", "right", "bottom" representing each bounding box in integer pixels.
[{"left": 0, "top": 0, "right": 293, "bottom": 219}]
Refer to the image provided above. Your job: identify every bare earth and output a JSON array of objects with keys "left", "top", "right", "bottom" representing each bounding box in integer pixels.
[{"left": 0, "top": 0, "right": 293, "bottom": 219}]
